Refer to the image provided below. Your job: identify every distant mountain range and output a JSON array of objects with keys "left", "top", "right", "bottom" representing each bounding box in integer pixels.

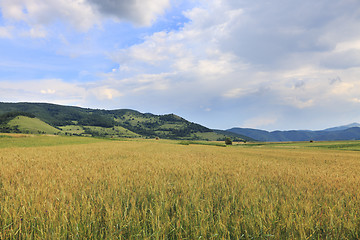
[
  {"left": 323, "top": 123, "right": 360, "bottom": 131},
  {"left": 227, "top": 123, "right": 360, "bottom": 142},
  {"left": 0, "top": 102, "right": 250, "bottom": 141}
]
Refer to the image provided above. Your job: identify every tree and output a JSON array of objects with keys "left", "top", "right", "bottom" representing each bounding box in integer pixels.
[{"left": 225, "top": 137, "right": 232, "bottom": 145}]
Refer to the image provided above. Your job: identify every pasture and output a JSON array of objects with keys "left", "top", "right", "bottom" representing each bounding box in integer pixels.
[{"left": 0, "top": 135, "right": 360, "bottom": 239}]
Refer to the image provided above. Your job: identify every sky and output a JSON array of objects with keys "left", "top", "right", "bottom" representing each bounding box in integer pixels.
[{"left": 0, "top": 0, "right": 360, "bottom": 131}]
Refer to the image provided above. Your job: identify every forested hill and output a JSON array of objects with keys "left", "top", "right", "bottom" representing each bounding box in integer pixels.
[{"left": 0, "top": 102, "right": 249, "bottom": 141}]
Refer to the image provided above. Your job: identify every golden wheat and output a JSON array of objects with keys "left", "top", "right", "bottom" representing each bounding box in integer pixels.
[{"left": 0, "top": 138, "right": 360, "bottom": 239}]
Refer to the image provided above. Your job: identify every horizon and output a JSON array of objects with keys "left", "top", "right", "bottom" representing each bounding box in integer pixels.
[
  {"left": 1, "top": 101, "right": 358, "bottom": 132},
  {"left": 1, "top": 1, "right": 360, "bottom": 131}
]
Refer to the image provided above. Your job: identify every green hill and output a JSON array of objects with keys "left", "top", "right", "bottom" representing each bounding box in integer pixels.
[
  {"left": 8, "top": 116, "right": 60, "bottom": 134},
  {"left": 0, "top": 102, "right": 247, "bottom": 141}
]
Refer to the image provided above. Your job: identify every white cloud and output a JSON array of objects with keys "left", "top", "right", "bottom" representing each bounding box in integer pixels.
[
  {"left": 99, "top": 72, "right": 172, "bottom": 95},
  {"left": 108, "top": 2, "right": 250, "bottom": 102},
  {"left": 223, "top": 88, "right": 250, "bottom": 99},
  {"left": 243, "top": 116, "right": 278, "bottom": 129},
  {"left": 22, "top": 26, "right": 47, "bottom": 38},
  {"left": 40, "top": 89, "right": 56, "bottom": 94},
  {"left": 121, "top": 32, "right": 172, "bottom": 63},
  {"left": 0, "top": 79, "right": 123, "bottom": 105},
  {"left": 219, "top": 0, "right": 360, "bottom": 68},
  {"left": 1, "top": 78, "right": 84, "bottom": 96},
  {"left": 351, "top": 98, "right": 360, "bottom": 103},
  {"left": 0, "top": 79, "right": 85, "bottom": 105},
  {"left": 88, "top": 86, "right": 122, "bottom": 100},
  {"left": 284, "top": 97, "right": 314, "bottom": 109},
  {"left": 0, "top": 0, "right": 99, "bottom": 31},
  {"left": 196, "top": 51, "right": 237, "bottom": 76},
  {"left": 331, "top": 82, "right": 354, "bottom": 95},
  {"left": 0, "top": 26, "right": 13, "bottom": 38},
  {"left": 334, "top": 40, "right": 360, "bottom": 52},
  {"left": 0, "top": 0, "right": 170, "bottom": 34}
]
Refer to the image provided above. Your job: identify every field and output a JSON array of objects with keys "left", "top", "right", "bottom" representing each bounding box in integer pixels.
[{"left": 1, "top": 135, "right": 360, "bottom": 239}]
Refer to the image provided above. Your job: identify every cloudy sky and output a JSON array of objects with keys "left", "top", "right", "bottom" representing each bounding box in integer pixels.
[{"left": 0, "top": 0, "right": 360, "bottom": 130}]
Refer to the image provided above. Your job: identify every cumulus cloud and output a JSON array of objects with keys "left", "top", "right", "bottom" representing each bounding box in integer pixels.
[
  {"left": 103, "top": 0, "right": 360, "bottom": 129},
  {"left": 88, "top": 0, "right": 170, "bottom": 26},
  {"left": 219, "top": 0, "right": 360, "bottom": 66},
  {"left": 0, "top": 0, "right": 170, "bottom": 33},
  {"left": 0, "top": 0, "right": 99, "bottom": 31}
]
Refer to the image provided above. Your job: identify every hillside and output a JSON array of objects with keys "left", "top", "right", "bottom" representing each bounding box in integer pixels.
[
  {"left": 0, "top": 102, "right": 246, "bottom": 141},
  {"left": 228, "top": 125, "right": 360, "bottom": 142},
  {"left": 8, "top": 116, "right": 60, "bottom": 134}
]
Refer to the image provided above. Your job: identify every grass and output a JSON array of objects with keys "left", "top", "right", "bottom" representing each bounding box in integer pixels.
[
  {"left": 59, "top": 125, "right": 141, "bottom": 138},
  {"left": 59, "top": 125, "right": 85, "bottom": 135},
  {"left": 8, "top": 116, "right": 60, "bottom": 134},
  {"left": 85, "top": 126, "right": 141, "bottom": 138},
  {"left": 0, "top": 134, "right": 105, "bottom": 148},
  {"left": 308, "top": 141, "right": 360, "bottom": 151},
  {"left": 239, "top": 140, "right": 360, "bottom": 151},
  {"left": 1, "top": 136, "right": 360, "bottom": 238},
  {"left": 0, "top": 135, "right": 12, "bottom": 138},
  {"left": 192, "top": 131, "right": 232, "bottom": 141},
  {"left": 179, "top": 140, "right": 226, "bottom": 147}
]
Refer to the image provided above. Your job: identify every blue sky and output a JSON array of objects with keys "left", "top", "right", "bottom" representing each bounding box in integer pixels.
[{"left": 1, "top": 0, "right": 360, "bottom": 130}]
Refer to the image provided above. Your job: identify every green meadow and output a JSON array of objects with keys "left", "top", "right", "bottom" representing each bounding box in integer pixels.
[
  {"left": 8, "top": 116, "right": 60, "bottom": 135},
  {"left": 1, "top": 135, "right": 360, "bottom": 239}
]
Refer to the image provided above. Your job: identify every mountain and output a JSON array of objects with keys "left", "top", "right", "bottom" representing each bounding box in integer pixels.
[
  {"left": 323, "top": 123, "right": 360, "bottom": 131},
  {"left": 0, "top": 102, "right": 247, "bottom": 141},
  {"left": 227, "top": 125, "right": 360, "bottom": 142},
  {"left": 212, "top": 129, "right": 255, "bottom": 142}
]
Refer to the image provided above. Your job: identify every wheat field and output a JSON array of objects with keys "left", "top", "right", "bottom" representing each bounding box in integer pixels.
[{"left": 1, "top": 136, "right": 360, "bottom": 239}]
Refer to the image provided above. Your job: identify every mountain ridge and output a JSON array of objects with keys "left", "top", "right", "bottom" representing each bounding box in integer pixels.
[
  {"left": 227, "top": 124, "right": 360, "bottom": 142},
  {"left": 323, "top": 123, "right": 360, "bottom": 132}
]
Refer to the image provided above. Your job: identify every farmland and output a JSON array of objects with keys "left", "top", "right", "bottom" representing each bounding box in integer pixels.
[{"left": 1, "top": 135, "right": 360, "bottom": 239}]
